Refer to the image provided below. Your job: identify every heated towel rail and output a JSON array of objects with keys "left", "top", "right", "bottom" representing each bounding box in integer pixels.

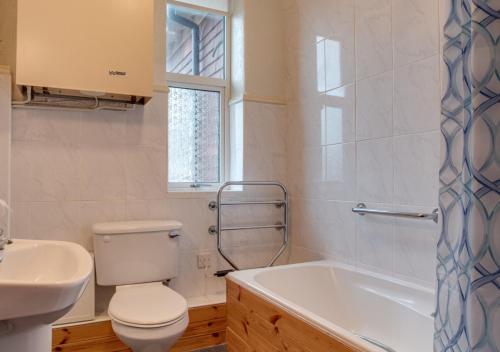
[
  {"left": 208, "top": 181, "right": 288, "bottom": 272},
  {"left": 352, "top": 203, "right": 439, "bottom": 223}
]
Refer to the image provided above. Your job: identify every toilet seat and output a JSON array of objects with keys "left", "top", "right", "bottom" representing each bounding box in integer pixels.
[{"left": 108, "top": 283, "right": 188, "bottom": 328}]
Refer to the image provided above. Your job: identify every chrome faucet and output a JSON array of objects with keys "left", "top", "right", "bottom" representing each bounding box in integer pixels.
[
  {"left": 0, "top": 228, "right": 8, "bottom": 263},
  {"left": 0, "top": 199, "right": 11, "bottom": 262}
]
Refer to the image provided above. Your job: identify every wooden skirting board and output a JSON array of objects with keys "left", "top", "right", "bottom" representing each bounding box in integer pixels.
[
  {"left": 52, "top": 304, "right": 226, "bottom": 352},
  {"left": 226, "top": 279, "right": 363, "bottom": 352}
]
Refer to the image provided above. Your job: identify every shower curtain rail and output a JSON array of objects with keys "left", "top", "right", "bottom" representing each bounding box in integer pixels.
[
  {"left": 208, "top": 181, "right": 289, "bottom": 271},
  {"left": 352, "top": 203, "right": 439, "bottom": 223}
]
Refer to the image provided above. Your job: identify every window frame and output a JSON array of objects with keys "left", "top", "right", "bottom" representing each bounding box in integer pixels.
[
  {"left": 167, "top": 82, "right": 226, "bottom": 191},
  {"left": 166, "top": 0, "right": 231, "bottom": 192}
]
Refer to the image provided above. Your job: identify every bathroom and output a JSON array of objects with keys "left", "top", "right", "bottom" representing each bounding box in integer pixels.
[{"left": 0, "top": 0, "right": 498, "bottom": 351}]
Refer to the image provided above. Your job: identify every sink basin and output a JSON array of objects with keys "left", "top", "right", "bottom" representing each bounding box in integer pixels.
[{"left": 0, "top": 239, "right": 93, "bottom": 351}]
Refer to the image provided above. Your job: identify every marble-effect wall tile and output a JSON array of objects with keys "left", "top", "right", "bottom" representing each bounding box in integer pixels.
[
  {"left": 357, "top": 138, "right": 394, "bottom": 203},
  {"left": 324, "top": 84, "right": 356, "bottom": 145},
  {"left": 125, "top": 146, "right": 167, "bottom": 200},
  {"left": 80, "top": 146, "right": 126, "bottom": 201},
  {"left": 356, "top": 71, "right": 393, "bottom": 140},
  {"left": 355, "top": 0, "right": 392, "bottom": 80},
  {"left": 392, "top": 0, "right": 439, "bottom": 68},
  {"left": 356, "top": 203, "right": 394, "bottom": 273},
  {"left": 394, "top": 55, "right": 440, "bottom": 135},
  {"left": 244, "top": 102, "right": 287, "bottom": 182},
  {"left": 29, "top": 201, "right": 83, "bottom": 246},
  {"left": 80, "top": 109, "right": 128, "bottom": 147},
  {"left": 393, "top": 205, "right": 438, "bottom": 283},
  {"left": 12, "top": 108, "right": 81, "bottom": 146},
  {"left": 394, "top": 132, "right": 440, "bottom": 206}
]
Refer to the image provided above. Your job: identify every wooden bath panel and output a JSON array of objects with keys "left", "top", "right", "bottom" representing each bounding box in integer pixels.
[
  {"left": 52, "top": 303, "right": 226, "bottom": 352},
  {"left": 226, "top": 279, "right": 362, "bottom": 352}
]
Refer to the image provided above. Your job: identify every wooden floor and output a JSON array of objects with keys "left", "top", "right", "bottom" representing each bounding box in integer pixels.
[{"left": 52, "top": 304, "right": 226, "bottom": 352}]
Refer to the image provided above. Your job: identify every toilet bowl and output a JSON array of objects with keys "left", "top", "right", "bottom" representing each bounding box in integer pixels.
[
  {"left": 92, "top": 220, "right": 187, "bottom": 352},
  {"left": 108, "top": 282, "right": 189, "bottom": 352}
]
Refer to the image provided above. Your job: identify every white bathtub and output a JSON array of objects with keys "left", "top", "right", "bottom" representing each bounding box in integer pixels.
[{"left": 228, "top": 261, "right": 435, "bottom": 352}]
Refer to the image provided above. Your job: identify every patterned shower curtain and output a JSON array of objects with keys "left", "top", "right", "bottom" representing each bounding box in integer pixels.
[{"left": 436, "top": 1, "right": 499, "bottom": 351}]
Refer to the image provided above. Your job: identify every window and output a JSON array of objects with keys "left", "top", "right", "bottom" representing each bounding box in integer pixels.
[
  {"left": 167, "top": 1, "right": 228, "bottom": 190},
  {"left": 168, "top": 86, "right": 221, "bottom": 184}
]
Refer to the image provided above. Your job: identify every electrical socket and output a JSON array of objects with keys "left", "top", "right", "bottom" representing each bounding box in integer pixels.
[{"left": 197, "top": 253, "right": 211, "bottom": 269}]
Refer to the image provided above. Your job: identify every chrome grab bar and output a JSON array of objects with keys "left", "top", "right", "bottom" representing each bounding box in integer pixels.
[
  {"left": 209, "top": 181, "right": 289, "bottom": 271},
  {"left": 352, "top": 203, "right": 438, "bottom": 223}
]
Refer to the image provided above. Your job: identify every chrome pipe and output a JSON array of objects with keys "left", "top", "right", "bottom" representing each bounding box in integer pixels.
[
  {"left": 220, "top": 224, "right": 285, "bottom": 232},
  {"left": 352, "top": 203, "right": 439, "bottom": 223},
  {"left": 208, "top": 200, "right": 285, "bottom": 210},
  {"left": 222, "top": 200, "right": 285, "bottom": 207}
]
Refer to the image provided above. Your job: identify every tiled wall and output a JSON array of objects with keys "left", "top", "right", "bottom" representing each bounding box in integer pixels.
[
  {"left": 285, "top": 0, "right": 441, "bottom": 287},
  {"left": 243, "top": 102, "right": 287, "bottom": 182},
  {"left": 9, "top": 96, "right": 287, "bottom": 302},
  {"left": 219, "top": 100, "right": 289, "bottom": 271},
  {"left": 8, "top": 95, "right": 205, "bottom": 299},
  {"left": 1, "top": 0, "right": 288, "bottom": 313},
  {"left": 5, "top": 0, "right": 441, "bottom": 308}
]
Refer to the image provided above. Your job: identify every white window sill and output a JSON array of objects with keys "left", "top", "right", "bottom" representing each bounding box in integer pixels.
[
  {"left": 166, "top": 185, "right": 243, "bottom": 199},
  {"left": 166, "top": 188, "right": 218, "bottom": 199}
]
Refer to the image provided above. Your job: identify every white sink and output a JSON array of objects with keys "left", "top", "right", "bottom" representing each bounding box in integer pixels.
[{"left": 0, "top": 239, "right": 93, "bottom": 352}]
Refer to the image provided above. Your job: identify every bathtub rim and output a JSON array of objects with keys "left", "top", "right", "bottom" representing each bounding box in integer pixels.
[{"left": 227, "top": 260, "right": 435, "bottom": 352}]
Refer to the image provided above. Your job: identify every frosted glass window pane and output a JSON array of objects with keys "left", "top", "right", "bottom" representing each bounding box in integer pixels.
[
  {"left": 167, "top": 4, "right": 225, "bottom": 79},
  {"left": 168, "top": 87, "right": 221, "bottom": 184}
]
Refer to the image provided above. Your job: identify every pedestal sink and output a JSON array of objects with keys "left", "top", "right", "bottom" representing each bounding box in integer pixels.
[{"left": 0, "top": 239, "right": 93, "bottom": 352}]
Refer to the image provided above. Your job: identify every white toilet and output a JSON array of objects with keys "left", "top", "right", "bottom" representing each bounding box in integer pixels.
[{"left": 92, "top": 220, "right": 188, "bottom": 352}]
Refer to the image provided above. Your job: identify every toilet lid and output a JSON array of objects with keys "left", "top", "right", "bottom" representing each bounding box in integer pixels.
[{"left": 108, "top": 284, "right": 187, "bottom": 327}]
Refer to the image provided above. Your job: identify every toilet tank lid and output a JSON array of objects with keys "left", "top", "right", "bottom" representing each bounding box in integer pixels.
[{"left": 92, "top": 220, "right": 182, "bottom": 235}]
